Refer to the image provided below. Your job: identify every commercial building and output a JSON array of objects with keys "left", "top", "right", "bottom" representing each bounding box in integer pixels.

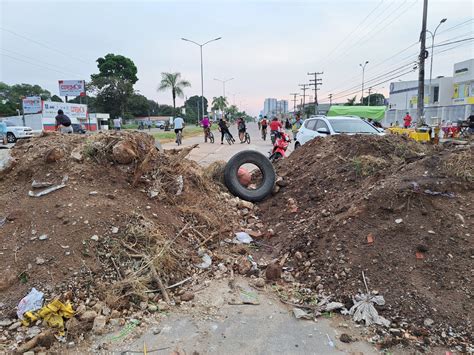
[
  {"left": 276, "top": 100, "right": 289, "bottom": 113},
  {"left": 452, "top": 59, "right": 474, "bottom": 105},
  {"left": 263, "top": 98, "right": 277, "bottom": 116}
]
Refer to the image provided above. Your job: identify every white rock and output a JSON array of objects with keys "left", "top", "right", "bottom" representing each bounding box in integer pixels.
[
  {"left": 90, "top": 235, "right": 99, "bottom": 242},
  {"left": 38, "top": 234, "right": 48, "bottom": 241},
  {"left": 395, "top": 218, "right": 403, "bottom": 224},
  {"left": 35, "top": 257, "right": 46, "bottom": 265},
  {"left": 89, "top": 191, "right": 98, "bottom": 196},
  {"left": 111, "top": 227, "right": 119, "bottom": 234}
]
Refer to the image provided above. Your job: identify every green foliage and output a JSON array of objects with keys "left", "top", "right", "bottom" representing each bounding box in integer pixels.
[
  {"left": 211, "top": 96, "right": 228, "bottom": 112},
  {"left": 51, "top": 95, "right": 63, "bottom": 102},
  {"left": 89, "top": 53, "right": 138, "bottom": 118},
  {"left": 362, "top": 93, "right": 385, "bottom": 106},
  {"left": 127, "top": 93, "right": 149, "bottom": 117},
  {"left": 0, "top": 82, "right": 51, "bottom": 116},
  {"left": 158, "top": 72, "right": 191, "bottom": 113}
]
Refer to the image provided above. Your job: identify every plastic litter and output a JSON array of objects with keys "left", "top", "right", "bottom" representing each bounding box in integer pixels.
[
  {"left": 29, "top": 175, "right": 68, "bottom": 197},
  {"left": 326, "top": 334, "right": 335, "bottom": 347},
  {"left": 0, "top": 216, "right": 5, "bottom": 227},
  {"left": 233, "top": 232, "right": 253, "bottom": 244},
  {"left": 195, "top": 251, "right": 212, "bottom": 269},
  {"left": 22, "top": 299, "right": 74, "bottom": 335},
  {"left": 17, "top": 288, "right": 44, "bottom": 320},
  {"left": 293, "top": 308, "right": 312, "bottom": 320},
  {"left": 424, "top": 189, "right": 455, "bottom": 198},
  {"left": 31, "top": 180, "right": 53, "bottom": 189}
]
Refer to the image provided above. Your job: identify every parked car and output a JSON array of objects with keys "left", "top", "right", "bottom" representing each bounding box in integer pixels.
[
  {"left": 3, "top": 121, "right": 34, "bottom": 143},
  {"left": 155, "top": 120, "right": 165, "bottom": 129},
  {"left": 294, "top": 115, "right": 383, "bottom": 148},
  {"left": 72, "top": 123, "right": 87, "bottom": 134}
]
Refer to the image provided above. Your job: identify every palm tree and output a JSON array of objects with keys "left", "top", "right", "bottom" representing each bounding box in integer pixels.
[
  {"left": 212, "top": 96, "right": 228, "bottom": 114},
  {"left": 345, "top": 95, "right": 357, "bottom": 106},
  {"left": 157, "top": 72, "right": 191, "bottom": 115}
]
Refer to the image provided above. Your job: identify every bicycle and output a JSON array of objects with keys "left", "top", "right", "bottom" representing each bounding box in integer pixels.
[
  {"left": 261, "top": 127, "right": 267, "bottom": 141},
  {"left": 176, "top": 130, "right": 182, "bottom": 146},
  {"left": 244, "top": 132, "right": 251, "bottom": 144},
  {"left": 204, "top": 127, "right": 215, "bottom": 143},
  {"left": 225, "top": 132, "right": 234, "bottom": 145}
]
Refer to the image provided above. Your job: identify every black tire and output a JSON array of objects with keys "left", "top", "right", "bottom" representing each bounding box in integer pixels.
[
  {"left": 224, "top": 150, "right": 276, "bottom": 202},
  {"left": 245, "top": 133, "right": 251, "bottom": 144},
  {"left": 6, "top": 132, "right": 16, "bottom": 143},
  {"left": 226, "top": 134, "right": 232, "bottom": 145},
  {"left": 269, "top": 152, "right": 283, "bottom": 163},
  {"left": 209, "top": 132, "right": 215, "bottom": 143},
  {"left": 294, "top": 141, "right": 301, "bottom": 150}
]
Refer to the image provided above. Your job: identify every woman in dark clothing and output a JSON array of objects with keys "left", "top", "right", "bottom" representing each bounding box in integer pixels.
[{"left": 218, "top": 118, "right": 234, "bottom": 144}]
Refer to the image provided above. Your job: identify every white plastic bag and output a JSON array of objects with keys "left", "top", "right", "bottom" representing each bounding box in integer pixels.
[
  {"left": 233, "top": 232, "right": 253, "bottom": 244},
  {"left": 17, "top": 288, "right": 44, "bottom": 319}
]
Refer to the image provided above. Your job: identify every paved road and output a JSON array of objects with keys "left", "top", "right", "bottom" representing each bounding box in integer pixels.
[{"left": 162, "top": 123, "right": 294, "bottom": 166}]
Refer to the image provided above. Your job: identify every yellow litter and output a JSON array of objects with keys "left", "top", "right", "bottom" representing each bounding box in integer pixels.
[{"left": 22, "top": 299, "right": 74, "bottom": 335}]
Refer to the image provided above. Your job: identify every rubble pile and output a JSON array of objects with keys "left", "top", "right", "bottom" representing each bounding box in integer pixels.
[
  {"left": 0, "top": 131, "right": 255, "bottom": 351},
  {"left": 259, "top": 134, "right": 473, "bottom": 351}
]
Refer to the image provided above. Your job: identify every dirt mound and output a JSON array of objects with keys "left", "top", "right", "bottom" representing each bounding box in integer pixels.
[
  {"left": 0, "top": 131, "right": 243, "bottom": 351},
  {"left": 259, "top": 134, "right": 473, "bottom": 351}
]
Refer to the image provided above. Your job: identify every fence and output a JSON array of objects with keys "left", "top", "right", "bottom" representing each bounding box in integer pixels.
[{"left": 382, "top": 104, "right": 473, "bottom": 127}]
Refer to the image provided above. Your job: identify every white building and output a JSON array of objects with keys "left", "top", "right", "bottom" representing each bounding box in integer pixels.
[
  {"left": 263, "top": 98, "right": 277, "bottom": 116},
  {"left": 452, "top": 59, "right": 474, "bottom": 105}
]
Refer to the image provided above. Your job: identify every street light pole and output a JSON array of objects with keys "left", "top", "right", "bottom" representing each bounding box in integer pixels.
[
  {"left": 359, "top": 61, "right": 369, "bottom": 104},
  {"left": 181, "top": 36, "right": 222, "bottom": 120},
  {"left": 427, "top": 18, "right": 447, "bottom": 106},
  {"left": 214, "top": 78, "right": 234, "bottom": 99}
]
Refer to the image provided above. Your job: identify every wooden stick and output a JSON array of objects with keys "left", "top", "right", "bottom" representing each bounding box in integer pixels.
[{"left": 149, "top": 264, "right": 170, "bottom": 303}]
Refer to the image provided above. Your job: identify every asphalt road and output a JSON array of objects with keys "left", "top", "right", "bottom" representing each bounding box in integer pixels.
[{"left": 162, "top": 123, "right": 294, "bottom": 166}]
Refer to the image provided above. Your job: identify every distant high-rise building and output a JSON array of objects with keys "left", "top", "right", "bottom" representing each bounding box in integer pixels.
[
  {"left": 276, "top": 100, "right": 288, "bottom": 113},
  {"left": 263, "top": 98, "right": 277, "bottom": 116}
]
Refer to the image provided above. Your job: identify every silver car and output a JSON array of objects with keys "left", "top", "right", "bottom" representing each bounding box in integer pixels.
[{"left": 295, "top": 115, "right": 383, "bottom": 148}]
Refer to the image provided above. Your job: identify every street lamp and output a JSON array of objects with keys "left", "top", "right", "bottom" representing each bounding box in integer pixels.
[
  {"left": 213, "top": 78, "right": 234, "bottom": 99},
  {"left": 181, "top": 36, "right": 222, "bottom": 119},
  {"left": 427, "top": 18, "right": 447, "bottom": 105},
  {"left": 359, "top": 61, "right": 369, "bottom": 104}
]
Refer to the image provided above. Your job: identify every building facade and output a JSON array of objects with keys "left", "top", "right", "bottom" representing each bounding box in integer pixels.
[
  {"left": 452, "top": 59, "right": 474, "bottom": 105},
  {"left": 276, "top": 100, "right": 289, "bottom": 113},
  {"left": 263, "top": 98, "right": 277, "bottom": 116}
]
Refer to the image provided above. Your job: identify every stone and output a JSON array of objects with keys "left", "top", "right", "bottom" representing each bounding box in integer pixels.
[
  {"left": 237, "top": 256, "right": 252, "bottom": 275},
  {"left": 157, "top": 301, "right": 170, "bottom": 311},
  {"left": 395, "top": 218, "right": 403, "bottom": 224},
  {"left": 70, "top": 149, "right": 83, "bottom": 162},
  {"left": 90, "top": 235, "right": 99, "bottom": 242},
  {"left": 423, "top": 318, "right": 434, "bottom": 327},
  {"left": 247, "top": 230, "right": 262, "bottom": 238},
  {"left": 238, "top": 200, "right": 254, "bottom": 210},
  {"left": 8, "top": 321, "right": 21, "bottom": 330},
  {"left": 265, "top": 263, "right": 282, "bottom": 281},
  {"left": 6, "top": 210, "right": 23, "bottom": 221},
  {"left": 340, "top": 333, "right": 353, "bottom": 343},
  {"left": 0, "top": 319, "right": 13, "bottom": 327},
  {"left": 111, "top": 227, "right": 119, "bottom": 234},
  {"left": 26, "top": 326, "right": 41, "bottom": 339},
  {"left": 38, "top": 234, "right": 48, "bottom": 241},
  {"left": 36, "top": 257, "right": 46, "bottom": 265},
  {"left": 148, "top": 304, "right": 158, "bottom": 312},
  {"left": 44, "top": 147, "right": 65, "bottom": 163},
  {"left": 152, "top": 327, "right": 161, "bottom": 335},
  {"left": 89, "top": 191, "right": 98, "bottom": 196},
  {"left": 254, "top": 278, "right": 265, "bottom": 288},
  {"left": 110, "top": 310, "right": 121, "bottom": 319},
  {"left": 276, "top": 178, "right": 288, "bottom": 187},
  {"left": 180, "top": 292, "right": 195, "bottom": 302},
  {"left": 80, "top": 310, "right": 97, "bottom": 322},
  {"left": 112, "top": 141, "right": 138, "bottom": 164},
  {"left": 92, "top": 316, "right": 107, "bottom": 334},
  {"left": 294, "top": 251, "right": 303, "bottom": 260}
]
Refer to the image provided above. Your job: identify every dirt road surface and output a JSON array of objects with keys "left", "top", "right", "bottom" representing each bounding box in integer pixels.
[
  {"left": 102, "top": 278, "right": 376, "bottom": 355},
  {"left": 162, "top": 123, "right": 294, "bottom": 166}
]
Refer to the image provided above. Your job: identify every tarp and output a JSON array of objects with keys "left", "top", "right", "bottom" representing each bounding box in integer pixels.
[{"left": 327, "top": 106, "right": 386, "bottom": 121}]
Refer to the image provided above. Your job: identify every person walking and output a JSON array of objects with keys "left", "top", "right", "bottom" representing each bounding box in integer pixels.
[
  {"left": 55, "top": 110, "right": 73, "bottom": 134},
  {"left": 218, "top": 118, "right": 234, "bottom": 144},
  {"left": 291, "top": 113, "right": 303, "bottom": 140}
]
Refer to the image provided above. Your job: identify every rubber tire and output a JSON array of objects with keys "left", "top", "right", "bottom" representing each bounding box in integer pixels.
[
  {"left": 224, "top": 150, "right": 276, "bottom": 202},
  {"left": 246, "top": 133, "right": 251, "bottom": 144},
  {"left": 209, "top": 132, "right": 215, "bottom": 143},
  {"left": 294, "top": 141, "right": 301, "bottom": 150},
  {"left": 7, "top": 132, "right": 16, "bottom": 143}
]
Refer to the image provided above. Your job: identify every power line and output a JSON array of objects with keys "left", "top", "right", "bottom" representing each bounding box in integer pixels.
[
  {"left": 0, "top": 26, "right": 90, "bottom": 65},
  {"left": 434, "top": 37, "right": 474, "bottom": 48},
  {"left": 436, "top": 40, "right": 474, "bottom": 55},
  {"left": 1, "top": 53, "right": 82, "bottom": 77},
  {"left": 437, "top": 18, "right": 474, "bottom": 36}
]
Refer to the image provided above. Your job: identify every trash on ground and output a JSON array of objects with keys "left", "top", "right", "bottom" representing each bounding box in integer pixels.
[
  {"left": 17, "top": 288, "right": 44, "bottom": 320},
  {"left": 176, "top": 175, "right": 184, "bottom": 195},
  {"left": 293, "top": 307, "right": 313, "bottom": 320},
  {"left": 233, "top": 231, "right": 253, "bottom": 244},
  {"left": 0, "top": 216, "right": 5, "bottom": 227},
  {"left": 195, "top": 251, "right": 212, "bottom": 269},
  {"left": 424, "top": 189, "right": 455, "bottom": 198},
  {"left": 31, "top": 180, "right": 53, "bottom": 189},
  {"left": 28, "top": 175, "right": 68, "bottom": 197},
  {"left": 22, "top": 299, "right": 74, "bottom": 335}
]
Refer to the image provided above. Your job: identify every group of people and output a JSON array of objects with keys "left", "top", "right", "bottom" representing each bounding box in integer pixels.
[{"left": 258, "top": 113, "right": 303, "bottom": 141}]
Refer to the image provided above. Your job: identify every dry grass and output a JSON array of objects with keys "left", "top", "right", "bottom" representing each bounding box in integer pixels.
[{"left": 442, "top": 149, "right": 474, "bottom": 182}]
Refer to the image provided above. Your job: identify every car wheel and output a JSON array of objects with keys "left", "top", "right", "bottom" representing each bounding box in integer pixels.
[
  {"left": 294, "top": 141, "right": 301, "bottom": 149},
  {"left": 6, "top": 132, "right": 16, "bottom": 143},
  {"left": 224, "top": 150, "right": 276, "bottom": 202}
]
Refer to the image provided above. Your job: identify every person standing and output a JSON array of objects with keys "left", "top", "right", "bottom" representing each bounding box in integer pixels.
[
  {"left": 0, "top": 120, "right": 7, "bottom": 145},
  {"left": 291, "top": 113, "right": 303, "bottom": 140},
  {"left": 113, "top": 117, "right": 122, "bottom": 131},
  {"left": 403, "top": 112, "right": 412, "bottom": 128},
  {"left": 218, "top": 117, "right": 234, "bottom": 144},
  {"left": 201, "top": 116, "right": 211, "bottom": 142},
  {"left": 55, "top": 109, "right": 73, "bottom": 134}
]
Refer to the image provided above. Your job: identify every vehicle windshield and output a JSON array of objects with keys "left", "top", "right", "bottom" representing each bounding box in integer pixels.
[{"left": 328, "top": 118, "right": 379, "bottom": 134}]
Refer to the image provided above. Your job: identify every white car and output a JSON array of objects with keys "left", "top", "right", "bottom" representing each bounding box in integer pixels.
[
  {"left": 3, "top": 121, "right": 34, "bottom": 143},
  {"left": 295, "top": 115, "right": 383, "bottom": 148}
]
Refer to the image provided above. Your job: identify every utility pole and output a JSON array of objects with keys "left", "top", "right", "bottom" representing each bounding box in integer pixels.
[
  {"left": 308, "top": 71, "right": 323, "bottom": 113},
  {"left": 328, "top": 94, "right": 333, "bottom": 106},
  {"left": 290, "top": 93, "right": 299, "bottom": 113},
  {"left": 417, "top": 0, "right": 428, "bottom": 125},
  {"left": 359, "top": 61, "right": 369, "bottom": 104},
  {"left": 299, "top": 84, "right": 309, "bottom": 114},
  {"left": 367, "top": 87, "right": 372, "bottom": 106}
]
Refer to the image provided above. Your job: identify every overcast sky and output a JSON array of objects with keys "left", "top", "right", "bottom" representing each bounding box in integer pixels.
[{"left": 1, "top": 0, "right": 473, "bottom": 115}]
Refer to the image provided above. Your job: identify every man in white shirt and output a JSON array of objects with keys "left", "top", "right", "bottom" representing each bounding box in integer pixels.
[
  {"left": 113, "top": 117, "right": 122, "bottom": 131},
  {"left": 173, "top": 117, "right": 185, "bottom": 144}
]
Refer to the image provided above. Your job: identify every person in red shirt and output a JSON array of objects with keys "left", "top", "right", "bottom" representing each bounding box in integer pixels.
[
  {"left": 403, "top": 112, "right": 412, "bottom": 128},
  {"left": 269, "top": 117, "right": 283, "bottom": 144}
]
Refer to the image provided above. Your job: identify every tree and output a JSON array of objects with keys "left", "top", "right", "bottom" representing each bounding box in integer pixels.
[
  {"left": 184, "top": 95, "right": 208, "bottom": 114},
  {"left": 362, "top": 93, "right": 385, "bottom": 106},
  {"left": 51, "top": 95, "right": 63, "bottom": 102},
  {"left": 0, "top": 82, "right": 51, "bottom": 116},
  {"left": 226, "top": 104, "right": 238, "bottom": 119},
  {"left": 212, "top": 96, "right": 228, "bottom": 112},
  {"left": 90, "top": 53, "right": 138, "bottom": 118},
  {"left": 127, "top": 93, "right": 149, "bottom": 117},
  {"left": 345, "top": 96, "right": 357, "bottom": 106},
  {"left": 157, "top": 72, "right": 191, "bottom": 116}
]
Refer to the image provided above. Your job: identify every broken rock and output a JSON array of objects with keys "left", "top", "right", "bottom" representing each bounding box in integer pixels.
[
  {"left": 180, "top": 292, "right": 195, "bottom": 302},
  {"left": 92, "top": 316, "right": 107, "bottom": 334},
  {"left": 44, "top": 147, "right": 65, "bottom": 163},
  {"left": 265, "top": 262, "right": 282, "bottom": 281}
]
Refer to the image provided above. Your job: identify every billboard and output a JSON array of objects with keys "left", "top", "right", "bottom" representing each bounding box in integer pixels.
[
  {"left": 58, "top": 80, "right": 85, "bottom": 97},
  {"left": 22, "top": 96, "right": 42, "bottom": 114},
  {"left": 42, "top": 101, "right": 87, "bottom": 119}
]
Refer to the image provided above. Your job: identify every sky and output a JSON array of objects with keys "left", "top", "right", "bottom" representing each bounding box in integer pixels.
[{"left": 0, "top": 0, "right": 473, "bottom": 115}]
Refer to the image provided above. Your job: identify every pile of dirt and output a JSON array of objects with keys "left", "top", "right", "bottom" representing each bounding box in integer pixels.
[
  {"left": 258, "top": 134, "right": 473, "bottom": 351},
  {"left": 0, "top": 131, "right": 248, "bottom": 351}
]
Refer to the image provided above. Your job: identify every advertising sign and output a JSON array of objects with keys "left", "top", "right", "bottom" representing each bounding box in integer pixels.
[
  {"left": 42, "top": 101, "right": 87, "bottom": 119},
  {"left": 58, "top": 80, "right": 85, "bottom": 97},
  {"left": 22, "top": 96, "right": 42, "bottom": 114}
]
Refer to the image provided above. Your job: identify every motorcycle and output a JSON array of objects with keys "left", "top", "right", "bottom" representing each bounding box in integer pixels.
[{"left": 269, "top": 130, "right": 291, "bottom": 162}]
